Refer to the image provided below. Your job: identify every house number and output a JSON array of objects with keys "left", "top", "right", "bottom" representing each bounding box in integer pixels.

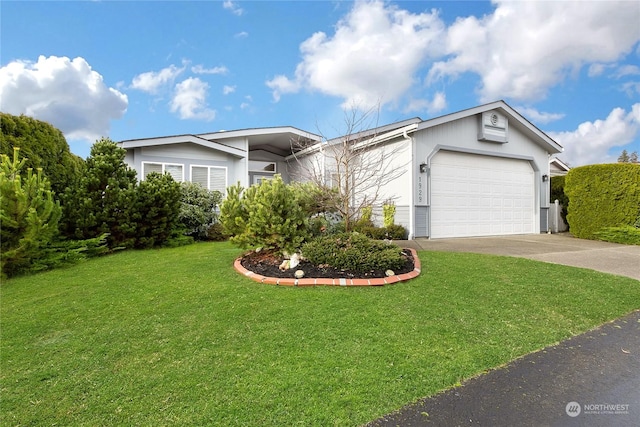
[{"left": 417, "top": 175, "right": 424, "bottom": 204}]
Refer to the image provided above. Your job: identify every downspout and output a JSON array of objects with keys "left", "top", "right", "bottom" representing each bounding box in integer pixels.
[{"left": 406, "top": 130, "right": 415, "bottom": 240}]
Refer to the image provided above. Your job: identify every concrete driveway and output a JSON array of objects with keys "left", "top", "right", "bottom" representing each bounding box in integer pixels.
[{"left": 401, "top": 233, "right": 640, "bottom": 281}]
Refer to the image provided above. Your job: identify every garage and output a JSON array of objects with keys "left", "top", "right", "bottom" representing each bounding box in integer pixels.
[{"left": 430, "top": 151, "right": 535, "bottom": 239}]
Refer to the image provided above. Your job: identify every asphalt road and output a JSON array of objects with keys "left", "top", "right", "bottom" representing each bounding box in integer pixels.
[
  {"left": 374, "top": 234, "right": 640, "bottom": 426},
  {"left": 367, "top": 310, "right": 640, "bottom": 427}
]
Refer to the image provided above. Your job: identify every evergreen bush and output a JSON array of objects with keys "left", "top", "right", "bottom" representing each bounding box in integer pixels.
[
  {"left": 302, "top": 232, "right": 405, "bottom": 273},
  {"left": 565, "top": 164, "right": 640, "bottom": 239},
  {"left": 61, "top": 138, "right": 138, "bottom": 248},
  {"left": 178, "top": 182, "right": 223, "bottom": 240},
  {"left": 0, "top": 148, "right": 62, "bottom": 278},
  {"left": 134, "top": 172, "right": 182, "bottom": 248},
  {"left": 219, "top": 175, "right": 312, "bottom": 254},
  {"left": 0, "top": 113, "right": 84, "bottom": 196},
  {"left": 359, "top": 224, "right": 408, "bottom": 240}
]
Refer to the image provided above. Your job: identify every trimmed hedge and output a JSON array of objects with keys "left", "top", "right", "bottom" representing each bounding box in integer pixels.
[{"left": 565, "top": 163, "right": 640, "bottom": 239}]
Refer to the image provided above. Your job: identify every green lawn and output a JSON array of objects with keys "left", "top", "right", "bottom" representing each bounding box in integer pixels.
[{"left": 1, "top": 242, "right": 638, "bottom": 426}]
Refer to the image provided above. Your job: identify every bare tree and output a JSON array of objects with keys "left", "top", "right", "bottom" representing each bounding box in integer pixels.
[{"left": 287, "top": 104, "right": 412, "bottom": 232}]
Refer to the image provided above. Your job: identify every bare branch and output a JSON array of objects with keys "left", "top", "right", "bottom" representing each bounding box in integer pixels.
[{"left": 287, "top": 102, "right": 410, "bottom": 231}]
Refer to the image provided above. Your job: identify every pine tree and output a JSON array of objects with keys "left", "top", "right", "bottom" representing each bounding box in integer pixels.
[
  {"left": 0, "top": 148, "right": 62, "bottom": 278},
  {"left": 629, "top": 151, "right": 639, "bottom": 163},
  {"left": 220, "top": 175, "right": 312, "bottom": 254},
  {"left": 61, "top": 138, "right": 138, "bottom": 248},
  {"left": 618, "top": 150, "right": 630, "bottom": 162}
]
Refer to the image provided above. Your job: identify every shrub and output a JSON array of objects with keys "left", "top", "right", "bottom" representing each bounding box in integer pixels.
[
  {"left": 0, "top": 113, "right": 84, "bottom": 196},
  {"left": 61, "top": 138, "right": 138, "bottom": 248},
  {"left": 1, "top": 148, "right": 62, "bottom": 278},
  {"left": 360, "top": 224, "right": 408, "bottom": 240},
  {"left": 206, "top": 223, "right": 226, "bottom": 241},
  {"left": 382, "top": 202, "right": 396, "bottom": 228},
  {"left": 134, "top": 172, "right": 182, "bottom": 248},
  {"left": 220, "top": 175, "right": 312, "bottom": 254},
  {"left": 178, "top": 182, "right": 222, "bottom": 240},
  {"left": 594, "top": 226, "right": 640, "bottom": 245},
  {"left": 302, "top": 232, "right": 406, "bottom": 273},
  {"left": 565, "top": 163, "right": 640, "bottom": 239}
]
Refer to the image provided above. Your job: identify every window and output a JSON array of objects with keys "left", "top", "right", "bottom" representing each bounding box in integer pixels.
[
  {"left": 191, "top": 166, "right": 227, "bottom": 194},
  {"left": 142, "top": 162, "right": 184, "bottom": 181},
  {"left": 249, "top": 161, "right": 276, "bottom": 172}
]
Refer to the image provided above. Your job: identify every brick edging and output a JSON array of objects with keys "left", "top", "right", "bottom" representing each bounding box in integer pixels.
[{"left": 233, "top": 248, "right": 421, "bottom": 287}]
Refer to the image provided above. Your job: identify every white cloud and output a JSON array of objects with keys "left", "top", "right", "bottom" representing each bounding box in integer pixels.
[
  {"left": 192, "top": 65, "right": 229, "bottom": 75},
  {"left": 622, "top": 81, "right": 640, "bottom": 96},
  {"left": 428, "top": 0, "right": 640, "bottom": 102},
  {"left": 223, "top": 0, "right": 243, "bottom": 16},
  {"left": 222, "top": 85, "right": 236, "bottom": 95},
  {"left": 588, "top": 63, "right": 609, "bottom": 77},
  {"left": 266, "top": 75, "right": 301, "bottom": 102},
  {"left": 0, "top": 55, "right": 128, "bottom": 142},
  {"left": 404, "top": 91, "right": 447, "bottom": 115},
  {"left": 548, "top": 104, "right": 640, "bottom": 166},
  {"left": 516, "top": 107, "right": 565, "bottom": 125},
  {"left": 170, "top": 77, "right": 216, "bottom": 121},
  {"left": 266, "top": 0, "right": 444, "bottom": 108},
  {"left": 131, "top": 64, "right": 185, "bottom": 94},
  {"left": 235, "top": 31, "right": 249, "bottom": 39},
  {"left": 613, "top": 64, "right": 640, "bottom": 78}
]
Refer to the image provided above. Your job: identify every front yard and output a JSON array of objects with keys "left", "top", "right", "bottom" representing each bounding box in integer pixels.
[{"left": 1, "top": 241, "right": 638, "bottom": 426}]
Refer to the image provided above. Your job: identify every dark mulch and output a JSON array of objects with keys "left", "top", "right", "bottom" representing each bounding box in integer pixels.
[{"left": 240, "top": 249, "right": 415, "bottom": 279}]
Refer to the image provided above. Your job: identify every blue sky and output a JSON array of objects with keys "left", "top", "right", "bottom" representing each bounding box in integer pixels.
[{"left": 1, "top": 0, "right": 639, "bottom": 166}]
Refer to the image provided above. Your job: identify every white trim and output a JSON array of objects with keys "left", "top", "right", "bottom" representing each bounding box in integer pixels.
[
  {"left": 120, "top": 135, "right": 246, "bottom": 158},
  {"left": 285, "top": 123, "right": 419, "bottom": 161},
  {"left": 141, "top": 161, "right": 184, "bottom": 181}
]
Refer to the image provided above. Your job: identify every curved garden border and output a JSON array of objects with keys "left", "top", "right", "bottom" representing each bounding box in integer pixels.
[{"left": 234, "top": 248, "right": 421, "bottom": 286}]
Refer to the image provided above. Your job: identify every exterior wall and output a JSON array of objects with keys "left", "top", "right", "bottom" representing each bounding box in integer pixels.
[
  {"left": 413, "top": 112, "right": 551, "bottom": 238},
  {"left": 286, "top": 137, "right": 412, "bottom": 219},
  {"left": 248, "top": 149, "right": 290, "bottom": 183},
  {"left": 126, "top": 142, "right": 247, "bottom": 192}
]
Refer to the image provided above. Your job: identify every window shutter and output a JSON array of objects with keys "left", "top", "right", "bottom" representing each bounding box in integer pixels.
[
  {"left": 165, "top": 164, "right": 183, "bottom": 182},
  {"left": 192, "top": 166, "right": 208, "bottom": 188},
  {"left": 143, "top": 163, "right": 163, "bottom": 178},
  {"left": 209, "top": 168, "right": 226, "bottom": 193}
]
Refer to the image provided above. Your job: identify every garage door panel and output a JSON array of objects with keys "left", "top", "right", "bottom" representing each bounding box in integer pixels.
[{"left": 431, "top": 151, "right": 535, "bottom": 238}]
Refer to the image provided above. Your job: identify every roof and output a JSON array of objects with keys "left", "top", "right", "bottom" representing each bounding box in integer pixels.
[
  {"left": 550, "top": 157, "right": 571, "bottom": 176},
  {"left": 118, "top": 101, "right": 563, "bottom": 159},
  {"left": 118, "top": 126, "right": 322, "bottom": 158}
]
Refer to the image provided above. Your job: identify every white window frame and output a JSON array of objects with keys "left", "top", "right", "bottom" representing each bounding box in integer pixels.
[
  {"left": 190, "top": 165, "right": 228, "bottom": 194},
  {"left": 141, "top": 162, "right": 184, "bottom": 182}
]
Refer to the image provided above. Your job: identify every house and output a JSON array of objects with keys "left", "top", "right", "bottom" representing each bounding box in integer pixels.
[
  {"left": 119, "top": 126, "right": 321, "bottom": 192},
  {"left": 118, "top": 100, "right": 563, "bottom": 239}
]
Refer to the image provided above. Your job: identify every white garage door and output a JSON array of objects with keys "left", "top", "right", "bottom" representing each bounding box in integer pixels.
[{"left": 430, "top": 151, "right": 535, "bottom": 238}]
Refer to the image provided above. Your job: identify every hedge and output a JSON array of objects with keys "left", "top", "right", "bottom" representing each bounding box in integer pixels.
[{"left": 565, "top": 163, "right": 640, "bottom": 239}]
